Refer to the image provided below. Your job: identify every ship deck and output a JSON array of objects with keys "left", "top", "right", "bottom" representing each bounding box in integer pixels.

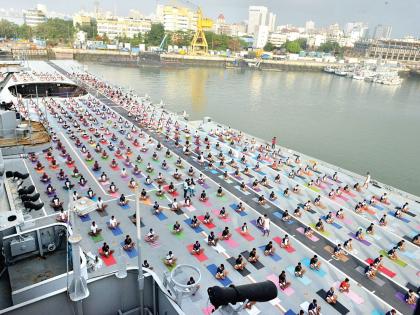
[{"left": 2, "top": 60, "right": 419, "bottom": 315}]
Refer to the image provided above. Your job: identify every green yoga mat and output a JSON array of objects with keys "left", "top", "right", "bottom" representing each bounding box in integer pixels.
[{"left": 379, "top": 250, "right": 407, "bottom": 267}]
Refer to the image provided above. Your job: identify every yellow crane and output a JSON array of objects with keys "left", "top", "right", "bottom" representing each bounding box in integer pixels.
[{"left": 190, "top": 7, "right": 213, "bottom": 55}]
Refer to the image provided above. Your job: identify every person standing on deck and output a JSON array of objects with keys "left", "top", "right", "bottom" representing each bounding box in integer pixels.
[
  {"left": 271, "top": 137, "right": 277, "bottom": 150},
  {"left": 363, "top": 172, "right": 371, "bottom": 189},
  {"left": 263, "top": 214, "right": 271, "bottom": 236}
]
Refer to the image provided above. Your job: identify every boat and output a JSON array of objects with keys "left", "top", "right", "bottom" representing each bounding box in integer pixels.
[{"left": 323, "top": 66, "right": 336, "bottom": 73}]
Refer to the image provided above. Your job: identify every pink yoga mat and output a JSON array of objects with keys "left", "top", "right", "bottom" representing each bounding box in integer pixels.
[
  {"left": 333, "top": 281, "right": 364, "bottom": 304},
  {"left": 296, "top": 227, "right": 319, "bottom": 242},
  {"left": 235, "top": 228, "right": 255, "bottom": 241},
  {"left": 218, "top": 236, "right": 239, "bottom": 248}
]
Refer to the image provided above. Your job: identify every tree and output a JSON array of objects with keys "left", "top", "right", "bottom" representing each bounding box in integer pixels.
[
  {"left": 76, "top": 21, "right": 97, "bottom": 40},
  {"left": 145, "top": 23, "right": 165, "bottom": 46},
  {"left": 297, "top": 38, "right": 307, "bottom": 50},
  {"left": 0, "top": 19, "right": 19, "bottom": 38},
  {"left": 318, "top": 41, "right": 342, "bottom": 54},
  {"left": 283, "top": 40, "right": 301, "bottom": 53},
  {"left": 34, "top": 18, "right": 75, "bottom": 45},
  {"left": 263, "top": 42, "right": 275, "bottom": 51}
]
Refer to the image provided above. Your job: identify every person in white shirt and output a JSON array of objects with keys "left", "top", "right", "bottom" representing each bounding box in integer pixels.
[
  {"left": 145, "top": 228, "right": 158, "bottom": 242},
  {"left": 263, "top": 214, "right": 270, "bottom": 236},
  {"left": 56, "top": 209, "right": 68, "bottom": 222},
  {"left": 89, "top": 221, "right": 102, "bottom": 236},
  {"left": 171, "top": 199, "right": 180, "bottom": 211},
  {"left": 108, "top": 215, "right": 119, "bottom": 229},
  {"left": 96, "top": 197, "right": 107, "bottom": 212},
  {"left": 164, "top": 251, "right": 177, "bottom": 266}
]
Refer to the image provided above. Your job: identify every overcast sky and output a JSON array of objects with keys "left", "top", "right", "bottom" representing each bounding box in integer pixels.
[{"left": 1, "top": 0, "right": 419, "bottom": 37}]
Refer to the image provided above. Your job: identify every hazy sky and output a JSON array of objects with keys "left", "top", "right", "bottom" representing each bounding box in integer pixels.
[{"left": 1, "top": 0, "right": 419, "bottom": 37}]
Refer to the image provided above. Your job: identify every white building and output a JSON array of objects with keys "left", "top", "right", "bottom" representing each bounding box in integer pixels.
[
  {"left": 247, "top": 6, "right": 268, "bottom": 36},
  {"left": 23, "top": 6, "right": 47, "bottom": 27},
  {"left": 156, "top": 4, "right": 197, "bottom": 32},
  {"left": 97, "top": 17, "right": 152, "bottom": 40},
  {"left": 268, "top": 32, "right": 287, "bottom": 47},
  {"left": 305, "top": 20, "right": 315, "bottom": 32},
  {"left": 255, "top": 25, "right": 270, "bottom": 48},
  {"left": 267, "top": 12, "right": 276, "bottom": 32}
]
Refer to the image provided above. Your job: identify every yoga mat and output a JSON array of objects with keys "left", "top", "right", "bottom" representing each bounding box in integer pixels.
[
  {"left": 301, "top": 257, "right": 327, "bottom": 277},
  {"left": 365, "top": 258, "right": 396, "bottom": 278},
  {"left": 197, "top": 216, "right": 215, "bottom": 229},
  {"left": 258, "top": 245, "right": 282, "bottom": 261},
  {"left": 348, "top": 233, "right": 371, "bottom": 246},
  {"left": 286, "top": 266, "right": 312, "bottom": 286},
  {"left": 332, "top": 281, "right": 364, "bottom": 304},
  {"left": 235, "top": 228, "right": 255, "bottom": 241},
  {"left": 220, "top": 237, "right": 239, "bottom": 248},
  {"left": 226, "top": 257, "right": 251, "bottom": 276},
  {"left": 90, "top": 234, "right": 104, "bottom": 243},
  {"left": 211, "top": 209, "right": 231, "bottom": 222},
  {"left": 206, "top": 264, "right": 232, "bottom": 286},
  {"left": 80, "top": 214, "right": 91, "bottom": 222},
  {"left": 273, "top": 237, "right": 296, "bottom": 253},
  {"left": 183, "top": 219, "right": 204, "bottom": 233},
  {"left": 120, "top": 242, "right": 138, "bottom": 258},
  {"left": 309, "top": 224, "right": 331, "bottom": 237},
  {"left": 98, "top": 249, "right": 117, "bottom": 266},
  {"left": 296, "top": 227, "right": 319, "bottom": 242},
  {"left": 186, "top": 244, "right": 208, "bottom": 262},
  {"left": 379, "top": 250, "right": 407, "bottom": 267},
  {"left": 395, "top": 292, "right": 416, "bottom": 310},
  {"left": 387, "top": 211, "right": 410, "bottom": 223},
  {"left": 321, "top": 216, "right": 343, "bottom": 229},
  {"left": 240, "top": 251, "right": 264, "bottom": 270},
  {"left": 155, "top": 212, "right": 168, "bottom": 221}
]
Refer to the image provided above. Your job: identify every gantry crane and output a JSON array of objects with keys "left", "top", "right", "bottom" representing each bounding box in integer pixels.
[{"left": 190, "top": 7, "right": 213, "bottom": 55}]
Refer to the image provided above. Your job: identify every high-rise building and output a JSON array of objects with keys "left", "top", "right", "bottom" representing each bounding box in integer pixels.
[
  {"left": 247, "top": 6, "right": 268, "bottom": 36},
  {"left": 267, "top": 12, "right": 276, "bottom": 32},
  {"left": 373, "top": 24, "right": 392, "bottom": 39},
  {"left": 305, "top": 20, "right": 315, "bottom": 32},
  {"left": 156, "top": 4, "right": 197, "bottom": 32}
]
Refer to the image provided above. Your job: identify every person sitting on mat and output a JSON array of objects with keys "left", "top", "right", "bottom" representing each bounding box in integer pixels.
[
  {"left": 101, "top": 242, "right": 114, "bottom": 258},
  {"left": 264, "top": 241, "right": 275, "bottom": 256},
  {"left": 170, "top": 199, "right": 180, "bottom": 211},
  {"left": 294, "top": 262, "right": 306, "bottom": 277},
  {"left": 325, "top": 212, "right": 334, "bottom": 224},
  {"left": 164, "top": 251, "right": 177, "bottom": 267},
  {"left": 343, "top": 239, "right": 353, "bottom": 252},
  {"left": 207, "top": 231, "right": 219, "bottom": 246},
  {"left": 396, "top": 240, "right": 405, "bottom": 251},
  {"left": 108, "top": 215, "right": 120, "bottom": 229},
  {"left": 172, "top": 221, "right": 182, "bottom": 234},
  {"left": 56, "top": 209, "right": 68, "bottom": 223},
  {"left": 234, "top": 254, "right": 246, "bottom": 270},
  {"left": 310, "top": 255, "right": 321, "bottom": 270},
  {"left": 278, "top": 270, "right": 291, "bottom": 290},
  {"left": 387, "top": 247, "right": 398, "bottom": 260},
  {"left": 325, "top": 287, "right": 337, "bottom": 304},
  {"left": 336, "top": 208, "right": 344, "bottom": 219},
  {"left": 203, "top": 212, "right": 212, "bottom": 224},
  {"left": 218, "top": 226, "right": 231, "bottom": 240},
  {"left": 199, "top": 190, "right": 208, "bottom": 202},
  {"left": 123, "top": 235, "right": 135, "bottom": 250},
  {"left": 191, "top": 241, "right": 203, "bottom": 255},
  {"left": 248, "top": 248, "right": 259, "bottom": 263},
  {"left": 145, "top": 228, "right": 159, "bottom": 242},
  {"left": 339, "top": 278, "right": 350, "bottom": 293},
  {"left": 190, "top": 216, "right": 200, "bottom": 228},
  {"left": 315, "top": 218, "right": 325, "bottom": 232},
  {"left": 89, "top": 221, "right": 102, "bottom": 236},
  {"left": 215, "top": 264, "right": 227, "bottom": 279},
  {"left": 366, "top": 223, "right": 375, "bottom": 235},
  {"left": 405, "top": 289, "right": 417, "bottom": 305},
  {"left": 219, "top": 207, "right": 228, "bottom": 219},
  {"left": 283, "top": 210, "right": 292, "bottom": 221},
  {"left": 308, "top": 299, "right": 321, "bottom": 315},
  {"left": 355, "top": 228, "right": 364, "bottom": 240},
  {"left": 304, "top": 226, "right": 314, "bottom": 238},
  {"left": 379, "top": 214, "right": 388, "bottom": 226}
]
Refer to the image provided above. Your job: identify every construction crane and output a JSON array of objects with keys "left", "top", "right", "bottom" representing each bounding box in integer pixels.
[
  {"left": 173, "top": 0, "right": 213, "bottom": 55},
  {"left": 190, "top": 7, "right": 213, "bottom": 55}
]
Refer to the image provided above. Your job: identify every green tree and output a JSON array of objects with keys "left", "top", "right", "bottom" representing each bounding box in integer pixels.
[
  {"left": 297, "top": 38, "right": 307, "bottom": 50},
  {"left": 0, "top": 19, "right": 19, "bottom": 38},
  {"left": 283, "top": 40, "right": 301, "bottom": 53},
  {"left": 76, "top": 21, "right": 97, "bottom": 40},
  {"left": 263, "top": 42, "right": 275, "bottom": 51},
  {"left": 34, "top": 18, "right": 75, "bottom": 45},
  {"left": 318, "top": 41, "right": 342, "bottom": 54},
  {"left": 145, "top": 23, "right": 165, "bottom": 46},
  {"left": 17, "top": 24, "right": 33, "bottom": 39}
]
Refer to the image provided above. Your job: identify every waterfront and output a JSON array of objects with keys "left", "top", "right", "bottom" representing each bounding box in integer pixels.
[{"left": 85, "top": 63, "right": 420, "bottom": 195}]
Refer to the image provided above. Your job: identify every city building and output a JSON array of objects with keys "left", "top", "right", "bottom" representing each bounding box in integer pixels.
[
  {"left": 23, "top": 5, "right": 47, "bottom": 27},
  {"left": 73, "top": 12, "right": 94, "bottom": 28},
  {"left": 344, "top": 22, "right": 369, "bottom": 40},
  {"left": 155, "top": 4, "right": 197, "bottom": 32},
  {"left": 267, "top": 12, "right": 276, "bottom": 32},
  {"left": 247, "top": 6, "right": 268, "bottom": 36},
  {"left": 354, "top": 39, "right": 419, "bottom": 62},
  {"left": 268, "top": 32, "right": 287, "bottom": 47},
  {"left": 372, "top": 24, "right": 392, "bottom": 39},
  {"left": 305, "top": 20, "right": 315, "bottom": 32},
  {"left": 96, "top": 17, "right": 152, "bottom": 40},
  {"left": 255, "top": 25, "right": 270, "bottom": 48}
]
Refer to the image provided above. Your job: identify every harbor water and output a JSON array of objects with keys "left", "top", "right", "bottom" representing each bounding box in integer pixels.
[{"left": 84, "top": 63, "right": 420, "bottom": 196}]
